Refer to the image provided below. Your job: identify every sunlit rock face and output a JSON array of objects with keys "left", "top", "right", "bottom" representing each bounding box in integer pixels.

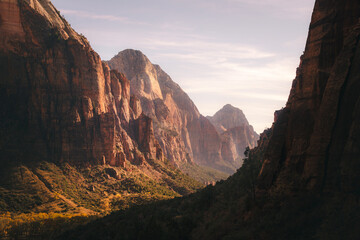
[
  {"left": 0, "top": 0, "right": 163, "bottom": 168},
  {"left": 108, "top": 50, "right": 197, "bottom": 167},
  {"left": 109, "top": 50, "right": 253, "bottom": 173},
  {"left": 258, "top": 0, "right": 360, "bottom": 193}
]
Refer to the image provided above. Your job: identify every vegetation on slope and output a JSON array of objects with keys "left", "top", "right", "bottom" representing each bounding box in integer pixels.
[
  {"left": 179, "top": 163, "right": 229, "bottom": 184},
  {"left": 0, "top": 157, "right": 203, "bottom": 239},
  {"left": 59, "top": 129, "right": 270, "bottom": 239}
]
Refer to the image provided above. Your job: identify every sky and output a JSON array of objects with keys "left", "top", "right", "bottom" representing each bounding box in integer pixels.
[{"left": 52, "top": 0, "right": 315, "bottom": 133}]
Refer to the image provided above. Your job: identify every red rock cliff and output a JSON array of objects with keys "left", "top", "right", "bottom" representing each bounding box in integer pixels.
[{"left": 0, "top": 0, "right": 162, "bottom": 168}]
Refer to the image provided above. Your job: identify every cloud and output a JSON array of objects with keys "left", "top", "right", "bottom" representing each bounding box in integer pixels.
[
  {"left": 143, "top": 38, "right": 276, "bottom": 69},
  {"left": 224, "top": 0, "right": 314, "bottom": 18},
  {"left": 59, "top": 9, "right": 148, "bottom": 25},
  {"left": 155, "top": 45, "right": 274, "bottom": 60}
]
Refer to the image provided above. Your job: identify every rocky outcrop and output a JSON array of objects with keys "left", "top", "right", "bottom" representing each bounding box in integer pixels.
[
  {"left": 207, "top": 104, "right": 259, "bottom": 169},
  {"left": 258, "top": 0, "right": 360, "bottom": 194},
  {"left": 0, "top": 0, "right": 163, "bottom": 171},
  {"left": 108, "top": 50, "right": 240, "bottom": 173}
]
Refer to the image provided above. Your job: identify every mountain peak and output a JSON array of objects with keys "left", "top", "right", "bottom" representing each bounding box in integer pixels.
[
  {"left": 223, "top": 103, "right": 235, "bottom": 109},
  {"left": 207, "top": 104, "right": 250, "bottom": 134},
  {"left": 116, "top": 49, "right": 146, "bottom": 58},
  {"left": 107, "top": 49, "right": 164, "bottom": 101},
  {"left": 219, "top": 104, "right": 242, "bottom": 113},
  {"left": 110, "top": 49, "right": 152, "bottom": 71}
]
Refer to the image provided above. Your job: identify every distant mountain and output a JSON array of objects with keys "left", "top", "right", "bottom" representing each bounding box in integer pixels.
[
  {"left": 208, "top": 104, "right": 259, "bottom": 168},
  {"left": 108, "top": 50, "right": 248, "bottom": 174},
  {"left": 207, "top": 104, "right": 250, "bottom": 133}
]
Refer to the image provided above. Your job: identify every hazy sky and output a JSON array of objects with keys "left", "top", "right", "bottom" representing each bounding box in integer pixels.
[{"left": 52, "top": 0, "right": 315, "bottom": 133}]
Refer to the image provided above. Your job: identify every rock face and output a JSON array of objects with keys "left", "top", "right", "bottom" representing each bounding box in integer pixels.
[
  {"left": 208, "top": 104, "right": 259, "bottom": 169},
  {"left": 108, "top": 50, "right": 243, "bottom": 173},
  {"left": 0, "top": 0, "right": 163, "bottom": 170},
  {"left": 132, "top": 113, "right": 164, "bottom": 161},
  {"left": 258, "top": 0, "right": 360, "bottom": 194}
]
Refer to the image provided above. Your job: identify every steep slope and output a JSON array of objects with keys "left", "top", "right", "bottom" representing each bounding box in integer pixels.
[
  {"left": 208, "top": 104, "right": 259, "bottom": 168},
  {"left": 108, "top": 50, "right": 239, "bottom": 174},
  {"left": 0, "top": 0, "right": 203, "bottom": 221}
]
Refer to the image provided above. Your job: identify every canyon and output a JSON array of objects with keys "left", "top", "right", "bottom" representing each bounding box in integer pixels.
[
  {"left": 2, "top": 0, "right": 359, "bottom": 239},
  {"left": 59, "top": 0, "right": 360, "bottom": 239}
]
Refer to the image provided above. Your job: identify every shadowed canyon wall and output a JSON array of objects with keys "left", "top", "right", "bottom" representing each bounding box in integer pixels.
[{"left": 258, "top": 0, "right": 360, "bottom": 194}]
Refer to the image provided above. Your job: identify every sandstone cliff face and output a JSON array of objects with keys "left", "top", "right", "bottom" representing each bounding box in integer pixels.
[
  {"left": 258, "top": 0, "right": 360, "bottom": 193},
  {"left": 0, "top": 0, "right": 163, "bottom": 170},
  {"left": 108, "top": 50, "right": 238, "bottom": 173},
  {"left": 208, "top": 104, "right": 259, "bottom": 169}
]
